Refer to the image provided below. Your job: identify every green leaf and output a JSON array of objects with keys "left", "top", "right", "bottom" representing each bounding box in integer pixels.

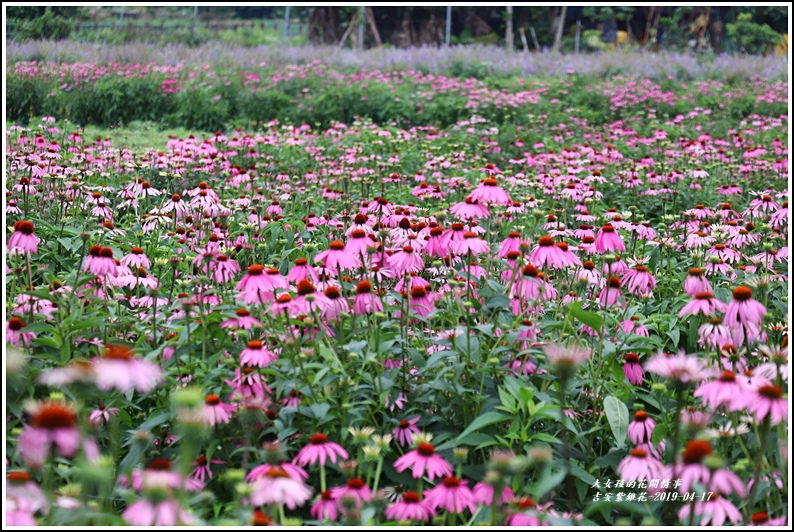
[
  {"left": 651, "top": 423, "right": 669, "bottom": 447},
  {"left": 569, "top": 462, "right": 597, "bottom": 486},
  {"left": 571, "top": 302, "right": 604, "bottom": 333},
  {"left": 137, "top": 411, "right": 171, "bottom": 432},
  {"left": 530, "top": 468, "right": 567, "bottom": 500},
  {"left": 530, "top": 433, "right": 561, "bottom": 444},
  {"left": 603, "top": 396, "right": 629, "bottom": 448},
  {"left": 666, "top": 328, "right": 680, "bottom": 348},
  {"left": 436, "top": 411, "right": 510, "bottom": 450}
]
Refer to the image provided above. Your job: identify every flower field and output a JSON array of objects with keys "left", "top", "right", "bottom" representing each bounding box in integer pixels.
[{"left": 4, "top": 55, "right": 790, "bottom": 527}]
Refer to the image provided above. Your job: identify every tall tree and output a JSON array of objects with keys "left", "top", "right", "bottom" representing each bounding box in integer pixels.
[{"left": 552, "top": 6, "right": 567, "bottom": 52}]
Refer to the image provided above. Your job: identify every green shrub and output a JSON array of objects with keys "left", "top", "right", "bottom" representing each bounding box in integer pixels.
[
  {"left": 726, "top": 13, "right": 780, "bottom": 55},
  {"left": 10, "top": 8, "right": 76, "bottom": 41},
  {"left": 167, "top": 85, "right": 230, "bottom": 132}
]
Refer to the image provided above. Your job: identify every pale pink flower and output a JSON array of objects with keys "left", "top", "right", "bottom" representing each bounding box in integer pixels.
[
  {"left": 293, "top": 433, "right": 349, "bottom": 467},
  {"left": 394, "top": 442, "right": 453, "bottom": 480},
  {"left": 202, "top": 394, "right": 237, "bottom": 426},
  {"left": 393, "top": 416, "right": 421, "bottom": 446},
  {"left": 249, "top": 467, "right": 313, "bottom": 510},
  {"left": 384, "top": 491, "right": 436, "bottom": 523},
  {"left": 92, "top": 344, "right": 163, "bottom": 394},
  {"left": 423, "top": 476, "right": 476, "bottom": 514}
]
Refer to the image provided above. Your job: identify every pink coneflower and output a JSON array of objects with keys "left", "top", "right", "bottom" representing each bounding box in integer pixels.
[
  {"left": 220, "top": 308, "right": 262, "bottom": 330},
  {"left": 423, "top": 476, "right": 476, "bottom": 515},
  {"left": 450, "top": 197, "right": 490, "bottom": 220},
  {"left": 345, "top": 229, "right": 373, "bottom": 260},
  {"left": 646, "top": 351, "right": 713, "bottom": 384},
  {"left": 18, "top": 401, "right": 82, "bottom": 468},
  {"left": 353, "top": 280, "right": 383, "bottom": 315},
  {"left": 240, "top": 340, "right": 278, "bottom": 368},
  {"left": 617, "top": 448, "right": 666, "bottom": 483},
  {"left": 542, "top": 343, "right": 591, "bottom": 378},
  {"left": 594, "top": 224, "right": 625, "bottom": 254},
  {"left": 740, "top": 383, "right": 787, "bottom": 425},
  {"left": 210, "top": 255, "right": 241, "bottom": 284},
  {"left": 236, "top": 264, "right": 276, "bottom": 304},
  {"left": 470, "top": 178, "right": 511, "bottom": 205},
  {"left": 122, "top": 498, "right": 194, "bottom": 526},
  {"left": 226, "top": 366, "right": 271, "bottom": 401},
  {"left": 290, "top": 279, "right": 330, "bottom": 316},
  {"left": 627, "top": 411, "right": 655, "bottom": 444},
  {"left": 92, "top": 344, "right": 163, "bottom": 394},
  {"left": 575, "top": 260, "right": 602, "bottom": 286},
  {"left": 748, "top": 512, "right": 787, "bottom": 526},
  {"left": 529, "top": 235, "right": 567, "bottom": 270},
  {"left": 698, "top": 317, "right": 733, "bottom": 350},
  {"left": 670, "top": 439, "right": 714, "bottom": 493},
  {"left": 288, "top": 257, "right": 320, "bottom": 284},
  {"left": 506, "top": 502, "right": 546, "bottom": 526},
  {"left": 621, "top": 264, "right": 656, "bottom": 296},
  {"left": 426, "top": 226, "right": 452, "bottom": 257},
  {"left": 679, "top": 292, "right": 728, "bottom": 317},
  {"left": 393, "top": 416, "right": 421, "bottom": 446},
  {"left": 247, "top": 461, "right": 309, "bottom": 483},
  {"left": 498, "top": 231, "right": 526, "bottom": 258},
  {"left": 331, "top": 477, "right": 372, "bottom": 510},
  {"left": 723, "top": 286, "right": 766, "bottom": 330},
  {"left": 599, "top": 275, "right": 625, "bottom": 308},
  {"left": 116, "top": 267, "right": 159, "bottom": 290},
  {"left": 707, "top": 243, "right": 741, "bottom": 264},
  {"left": 678, "top": 495, "right": 741, "bottom": 526},
  {"left": 620, "top": 316, "right": 649, "bottom": 337},
  {"left": 322, "top": 286, "right": 348, "bottom": 321},
  {"left": 190, "top": 455, "right": 224, "bottom": 483},
  {"left": 8, "top": 221, "right": 39, "bottom": 255},
  {"left": 120, "top": 247, "right": 151, "bottom": 269},
  {"left": 6, "top": 317, "right": 36, "bottom": 347},
  {"left": 6, "top": 471, "right": 49, "bottom": 522},
  {"left": 310, "top": 490, "right": 339, "bottom": 522},
  {"left": 452, "top": 232, "right": 490, "bottom": 256},
  {"left": 293, "top": 433, "right": 349, "bottom": 467},
  {"left": 249, "top": 466, "right": 312, "bottom": 510},
  {"left": 84, "top": 246, "right": 117, "bottom": 277},
  {"left": 394, "top": 442, "right": 453, "bottom": 480},
  {"left": 88, "top": 404, "right": 120, "bottom": 426},
  {"left": 472, "top": 481, "right": 515, "bottom": 506},
  {"left": 686, "top": 203, "right": 714, "bottom": 219},
  {"left": 408, "top": 286, "right": 435, "bottom": 317},
  {"left": 693, "top": 371, "right": 747, "bottom": 411},
  {"left": 708, "top": 467, "right": 746, "bottom": 497},
  {"left": 389, "top": 245, "right": 425, "bottom": 275},
  {"left": 554, "top": 241, "right": 581, "bottom": 268},
  {"left": 202, "top": 394, "right": 236, "bottom": 426},
  {"left": 385, "top": 491, "right": 436, "bottom": 523},
  {"left": 316, "top": 241, "right": 361, "bottom": 270}
]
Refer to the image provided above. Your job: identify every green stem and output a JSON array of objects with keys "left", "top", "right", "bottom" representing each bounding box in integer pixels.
[
  {"left": 557, "top": 377, "right": 576, "bottom": 517},
  {"left": 371, "top": 456, "right": 384, "bottom": 493},
  {"left": 745, "top": 416, "right": 771, "bottom": 521}
]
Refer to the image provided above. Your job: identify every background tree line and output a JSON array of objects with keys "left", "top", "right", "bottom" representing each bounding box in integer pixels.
[{"left": 6, "top": 6, "right": 789, "bottom": 55}]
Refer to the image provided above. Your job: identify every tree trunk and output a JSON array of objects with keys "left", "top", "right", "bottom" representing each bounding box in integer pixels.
[
  {"left": 338, "top": 11, "right": 358, "bottom": 49},
  {"left": 364, "top": 7, "right": 382, "bottom": 47},
  {"left": 552, "top": 6, "right": 567, "bottom": 52},
  {"left": 505, "top": 6, "right": 514, "bottom": 50},
  {"left": 308, "top": 6, "right": 342, "bottom": 45}
]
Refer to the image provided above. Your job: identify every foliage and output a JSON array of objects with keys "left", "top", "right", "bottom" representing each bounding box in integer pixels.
[
  {"left": 6, "top": 62, "right": 788, "bottom": 132},
  {"left": 8, "top": 7, "right": 79, "bottom": 41},
  {"left": 3, "top": 56, "right": 789, "bottom": 526},
  {"left": 582, "top": 7, "right": 636, "bottom": 22},
  {"left": 726, "top": 13, "right": 781, "bottom": 56}
]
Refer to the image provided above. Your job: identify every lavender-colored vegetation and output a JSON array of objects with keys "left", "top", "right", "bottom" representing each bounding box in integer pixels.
[{"left": 6, "top": 40, "right": 788, "bottom": 80}]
